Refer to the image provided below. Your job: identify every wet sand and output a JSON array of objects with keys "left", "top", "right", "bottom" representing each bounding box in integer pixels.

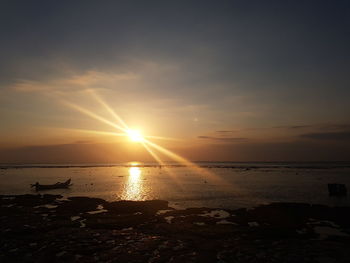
[{"left": 1, "top": 194, "right": 350, "bottom": 262}]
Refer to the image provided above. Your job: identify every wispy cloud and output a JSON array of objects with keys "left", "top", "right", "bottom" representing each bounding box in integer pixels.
[
  {"left": 300, "top": 131, "right": 350, "bottom": 141},
  {"left": 198, "top": 136, "right": 248, "bottom": 142},
  {"left": 74, "top": 140, "right": 94, "bottom": 144},
  {"left": 273, "top": 125, "right": 314, "bottom": 129},
  {"left": 215, "top": 130, "right": 238, "bottom": 133},
  {"left": 11, "top": 71, "right": 139, "bottom": 93},
  {"left": 214, "top": 123, "right": 350, "bottom": 134},
  {"left": 274, "top": 123, "right": 350, "bottom": 131}
]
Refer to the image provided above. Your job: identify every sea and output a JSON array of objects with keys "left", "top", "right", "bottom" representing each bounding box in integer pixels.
[{"left": 1, "top": 162, "right": 349, "bottom": 209}]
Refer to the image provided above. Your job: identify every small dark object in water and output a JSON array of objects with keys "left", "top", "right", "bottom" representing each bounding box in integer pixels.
[
  {"left": 31, "top": 179, "right": 72, "bottom": 191},
  {"left": 328, "top": 183, "right": 347, "bottom": 196}
]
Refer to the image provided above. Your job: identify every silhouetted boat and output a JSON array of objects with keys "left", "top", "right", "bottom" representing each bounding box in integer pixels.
[{"left": 31, "top": 179, "right": 72, "bottom": 191}]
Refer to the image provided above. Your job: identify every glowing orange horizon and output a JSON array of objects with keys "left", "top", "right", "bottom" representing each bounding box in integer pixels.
[{"left": 59, "top": 91, "right": 230, "bottom": 187}]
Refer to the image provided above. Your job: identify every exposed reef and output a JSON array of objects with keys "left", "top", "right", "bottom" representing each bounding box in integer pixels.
[{"left": 1, "top": 195, "right": 350, "bottom": 262}]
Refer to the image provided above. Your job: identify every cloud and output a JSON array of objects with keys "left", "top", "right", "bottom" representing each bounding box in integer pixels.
[
  {"left": 274, "top": 125, "right": 314, "bottom": 129},
  {"left": 215, "top": 130, "right": 237, "bottom": 133},
  {"left": 0, "top": 142, "right": 152, "bottom": 163},
  {"left": 11, "top": 71, "right": 139, "bottom": 93},
  {"left": 274, "top": 123, "right": 350, "bottom": 131},
  {"left": 74, "top": 140, "right": 94, "bottom": 144},
  {"left": 197, "top": 136, "right": 248, "bottom": 142},
  {"left": 321, "top": 124, "right": 350, "bottom": 131},
  {"left": 300, "top": 131, "right": 350, "bottom": 141}
]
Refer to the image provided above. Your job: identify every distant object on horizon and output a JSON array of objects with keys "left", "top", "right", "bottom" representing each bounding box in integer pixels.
[
  {"left": 30, "top": 179, "right": 72, "bottom": 191},
  {"left": 328, "top": 183, "right": 347, "bottom": 197}
]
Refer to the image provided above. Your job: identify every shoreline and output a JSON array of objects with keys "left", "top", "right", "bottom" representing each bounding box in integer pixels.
[
  {"left": 1, "top": 194, "right": 350, "bottom": 262},
  {"left": 1, "top": 161, "right": 350, "bottom": 170}
]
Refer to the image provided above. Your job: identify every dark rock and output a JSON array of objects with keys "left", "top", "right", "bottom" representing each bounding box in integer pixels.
[
  {"left": 328, "top": 183, "right": 347, "bottom": 196},
  {"left": 104, "top": 200, "right": 169, "bottom": 215}
]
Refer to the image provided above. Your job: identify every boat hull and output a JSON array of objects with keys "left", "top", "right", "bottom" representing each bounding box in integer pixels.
[{"left": 31, "top": 179, "right": 72, "bottom": 191}]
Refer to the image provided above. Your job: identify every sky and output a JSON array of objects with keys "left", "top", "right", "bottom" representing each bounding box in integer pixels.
[{"left": 0, "top": 0, "right": 350, "bottom": 163}]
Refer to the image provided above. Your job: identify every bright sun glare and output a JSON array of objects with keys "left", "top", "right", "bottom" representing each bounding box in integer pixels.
[{"left": 127, "top": 129, "right": 144, "bottom": 142}]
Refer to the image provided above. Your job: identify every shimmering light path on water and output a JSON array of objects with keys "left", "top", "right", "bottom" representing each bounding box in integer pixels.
[{"left": 1, "top": 163, "right": 350, "bottom": 209}]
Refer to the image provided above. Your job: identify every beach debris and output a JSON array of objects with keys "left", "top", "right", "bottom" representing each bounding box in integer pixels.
[{"left": 328, "top": 183, "right": 347, "bottom": 196}]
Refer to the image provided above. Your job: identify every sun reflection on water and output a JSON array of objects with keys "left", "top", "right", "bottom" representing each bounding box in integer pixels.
[
  {"left": 121, "top": 166, "right": 145, "bottom": 200},
  {"left": 129, "top": 166, "right": 141, "bottom": 178}
]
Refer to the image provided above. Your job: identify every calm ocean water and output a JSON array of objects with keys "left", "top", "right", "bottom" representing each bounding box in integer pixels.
[{"left": 1, "top": 162, "right": 349, "bottom": 209}]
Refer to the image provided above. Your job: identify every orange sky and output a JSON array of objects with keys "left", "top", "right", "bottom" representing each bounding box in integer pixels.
[{"left": 1, "top": 1, "right": 350, "bottom": 163}]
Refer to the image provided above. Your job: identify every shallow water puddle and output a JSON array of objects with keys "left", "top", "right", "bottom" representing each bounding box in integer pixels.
[
  {"left": 71, "top": 216, "right": 81, "bottom": 221},
  {"left": 217, "top": 219, "right": 236, "bottom": 225},
  {"left": 87, "top": 204, "right": 107, "bottom": 214},
  {"left": 307, "top": 219, "right": 349, "bottom": 239},
  {"left": 34, "top": 204, "right": 57, "bottom": 209},
  {"left": 156, "top": 209, "right": 173, "bottom": 215},
  {"left": 79, "top": 219, "right": 87, "bottom": 228},
  {"left": 2, "top": 204, "right": 15, "bottom": 207},
  {"left": 87, "top": 209, "right": 107, "bottom": 215},
  {"left": 314, "top": 226, "right": 349, "bottom": 239},
  {"left": 164, "top": 216, "right": 174, "bottom": 223},
  {"left": 248, "top": 222, "right": 259, "bottom": 227},
  {"left": 2, "top": 196, "right": 15, "bottom": 200},
  {"left": 201, "top": 210, "right": 230, "bottom": 219}
]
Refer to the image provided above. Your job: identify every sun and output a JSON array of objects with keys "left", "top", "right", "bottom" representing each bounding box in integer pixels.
[{"left": 127, "top": 129, "right": 144, "bottom": 142}]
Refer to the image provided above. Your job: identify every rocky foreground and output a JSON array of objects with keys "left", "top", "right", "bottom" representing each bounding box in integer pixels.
[{"left": 1, "top": 195, "right": 350, "bottom": 263}]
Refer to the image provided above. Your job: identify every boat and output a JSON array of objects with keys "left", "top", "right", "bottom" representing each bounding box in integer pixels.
[{"left": 31, "top": 179, "right": 72, "bottom": 191}]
